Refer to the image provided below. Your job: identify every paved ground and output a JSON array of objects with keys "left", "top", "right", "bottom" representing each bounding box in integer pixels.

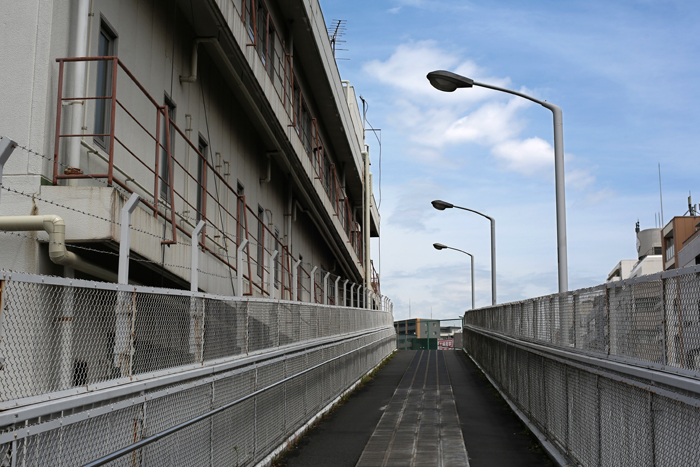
[
  {"left": 356, "top": 351, "right": 469, "bottom": 466},
  {"left": 275, "top": 350, "right": 552, "bottom": 467}
]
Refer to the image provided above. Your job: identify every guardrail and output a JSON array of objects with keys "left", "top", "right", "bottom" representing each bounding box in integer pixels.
[
  {"left": 464, "top": 265, "right": 700, "bottom": 466},
  {"left": 0, "top": 271, "right": 394, "bottom": 466}
]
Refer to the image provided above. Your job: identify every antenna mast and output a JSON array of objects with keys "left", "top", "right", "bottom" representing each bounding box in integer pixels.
[
  {"left": 327, "top": 19, "right": 348, "bottom": 60},
  {"left": 658, "top": 163, "right": 664, "bottom": 226}
]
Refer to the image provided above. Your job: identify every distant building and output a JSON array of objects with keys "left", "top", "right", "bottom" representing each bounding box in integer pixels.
[
  {"left": 662, "top": 216, "right": 700, "bottom": 270},
  {"left": 675, "top": 219, "right": 700, "bottom": 268},
  {"left": 440, "top": 326, "right": 461, "bottom": 338},
  {"left": 395, "top": 318, "right": 440, "bottom": 350},
  {"left": 607, "top": 223, "right": 662, "bottom": 282}
]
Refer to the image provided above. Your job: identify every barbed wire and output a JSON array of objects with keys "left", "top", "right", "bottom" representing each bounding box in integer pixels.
[
  {"left": 17, "top": 144, "right": 210, "bottom": 225},
  {"left": 13, "top": 145, "right": 309, "bottom": 258},
  {"left": 7, "top": 144, "right": 378, "bottom": 298},
  {"left": 12, "top": 145, "right": 264, "bottom": 249},
  {"left": 0, "top": 230, "right": 228, "bottom": 280}
]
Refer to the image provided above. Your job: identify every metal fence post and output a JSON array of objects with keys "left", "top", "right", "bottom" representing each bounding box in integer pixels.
[
  {"left": 190, "top": 221, "right": 206, "bottom": 365},
  {"left": 310, "top": 266, "right": 318, "bottom": 303},
  {"left": 661, "top": 276, "right": 668, "bottom": 366},
  {"left": 292, "top": 259, "right": 301, "bottom": 302},
  {"left": 269, "top": 250, "right": 278, "bottom": 299},
  {"left": 118, "top": 193, "right": 141, "bottom": 284},
  {"left": 323, "top": 272, "right": 330, "bottom": 305},
  {"left": 190, "top": 221, "right": 206, "bottom": 292},
  {"left": 0, "top": 136, "right": 17, "bottom": 205},
  {"left": 237, "top": 239, "right": 249, "bottom": 297},
  {"left": 334, "top": 276, "right": 340, "bottom": 306},
  {"left": 350, "top": 283, "right": 356, "bottom": 308},
  {"left": 343, "top": 279, "right": 348, "bottom": 306}
]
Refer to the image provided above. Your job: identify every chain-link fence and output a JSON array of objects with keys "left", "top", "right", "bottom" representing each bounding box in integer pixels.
[
  {"left": 0, "top": 271, "right": 392, "bottom": 408},
  {"left": 0, "top": 270, "right": 394, "bottom": 466},
  {"left": 464, "top": 266, "right": 700, "bottom": 466}
]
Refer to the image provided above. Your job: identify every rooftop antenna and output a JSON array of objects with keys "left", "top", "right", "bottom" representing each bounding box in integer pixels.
[
  {"left": 658, "top": 163, "right": 664, "bottom": 226},
  {"left": 688, "top": 192, "right": 696, "bottom": 216},
  {"left": 327, "top": 19, "right": 348, "bottom": 60}
]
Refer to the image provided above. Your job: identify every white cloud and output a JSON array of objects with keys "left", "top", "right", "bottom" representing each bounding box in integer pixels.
[
  {"left": 444, "top": 98, "right": 530, "bottom": 146},
  {"left": 362, "top": 41, "right": 508, "bottom": 105},
  {"left": 491, "top": 137, "right": 553, "bottom": 176}
]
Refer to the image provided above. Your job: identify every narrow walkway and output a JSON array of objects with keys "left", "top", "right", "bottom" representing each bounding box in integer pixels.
[
  {"left": 277, "top": 350, "right": 551, "bottom": 467},
  {"left": 355, "top": 350, "right": 470, "bottom": 466}
]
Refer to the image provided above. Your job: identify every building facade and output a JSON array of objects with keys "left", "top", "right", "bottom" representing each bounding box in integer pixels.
[
  {"left": 662, "top": 216, "right": 700, "bottom": 271},
  {"left": 0, "top": 0, "right": 381, "bottom": 304}
]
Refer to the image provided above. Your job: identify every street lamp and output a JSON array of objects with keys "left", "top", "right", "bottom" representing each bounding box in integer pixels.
[
  {"left": 432, "top": 200, "right": 496, "bottom": 305},
  {"left": 427, "top": 70, "right": 568, "bottom": 293},
  {"left": 433, "top": 243, "right": 475, "bottom": 310}
]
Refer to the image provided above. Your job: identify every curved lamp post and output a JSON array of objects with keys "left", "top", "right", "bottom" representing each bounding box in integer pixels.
[
  {"left": 433, "top": 243, "right": 475, "bottom": 310},
  {"left": 432, "top": 200, "right": 496, "bottom": 305},
  {"left": 427, "top": 70, "right": 568, "bottom": 293}
]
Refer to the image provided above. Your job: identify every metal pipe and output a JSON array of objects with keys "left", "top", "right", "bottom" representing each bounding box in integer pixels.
[
  {"left": 343, "top": 279, "right": 349, "bottom": 307},
  {"left": 269, "top": 250, "right": 278, "bottom": 299},
  {"left": 292, "top": 259, "right": 301, "bottom": 301},
  {"left": 350, "top": 283, "right": 356, "bottom": 308},
  {"left": 0, "top": 214, "right": 116, "bottom": 281},
  {"left": 310, "top": 266, "right": 318, "bottom": 303},
  {"left": 80, "top": 0, "right": 95, "bottom": 143},
  {"left": 118, "top": 193, "right": 141, "bottom": 284},
  {"left": 435, "top": 244, "right": 475, "bottom": 310},
  {"left": 260, "top": 152, "right": 274, "bottom": 183},
  {"left": 334, "top": 276, "right": 341, "bottom": 306},
  {"left": 236, "top": 239, "right": 249, "bottom": 297},
  {"left": 472, "top": 80, "right": 567, "bottom": 293},
  {"left": 191, "top": 220, "right": 206, "bottom": 292},
  {"left": 180, "top": 38, "right": 218, "bottom": 83},
  {"left": 323, "top": 272, "right": 330, "bottom": 305},
  {"left": 0, "top": 136, "right": 17, "bottom": 205},
  {"left": 67, "top": 0, "right": 91, "bottom": 181},
  {"left": 363, "top": 151, "right": 371, "bottom": 289}
]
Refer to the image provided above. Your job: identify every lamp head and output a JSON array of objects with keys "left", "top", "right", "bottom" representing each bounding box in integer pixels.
[
  {"left": 433, "top": 243, "right": 448, "bottom": 250},
  {"left": 431, "top": 200, "right": 454, "bottom": 211},
  {"left": 427, "top": 70, "right": 474, "bottom": 92}
]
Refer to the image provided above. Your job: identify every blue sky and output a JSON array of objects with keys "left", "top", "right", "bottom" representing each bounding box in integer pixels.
[{"left": 319, "top": 0, "right": 700, "bottom": 320}]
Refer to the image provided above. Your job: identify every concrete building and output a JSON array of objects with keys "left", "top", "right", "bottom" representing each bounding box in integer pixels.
[
  {"left": 662, "top": 216, "right": 700, "bottom": 270},
  {"left": 395, "top": 318, "right": 440, "bottom": 350},
  {"left": 0, "top": 0, "right": 381, "bottom": 303},
  {"left": 607, "top": 223, "right": 662, "bottom": 282},
  {"left": 676, "top": 220, "right": 700, "bottom": 268}
]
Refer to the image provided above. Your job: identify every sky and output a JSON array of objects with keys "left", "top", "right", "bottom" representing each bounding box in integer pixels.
[{"left": 318, "top": 0, "right": 700, "bottom": 321}]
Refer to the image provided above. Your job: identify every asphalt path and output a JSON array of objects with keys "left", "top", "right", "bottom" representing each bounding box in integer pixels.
[{"left": 275, "top": 350, "right": 552, "bottom": 467}]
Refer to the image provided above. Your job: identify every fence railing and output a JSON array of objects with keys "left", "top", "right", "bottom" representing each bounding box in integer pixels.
[
  {"left": 0, "top": 270, "right": 395, "bottom": 467},
  {"left": 53, "top": 0, "right": 365, "bottom": 277},
  {"left": 463, "top": 265, "right": 700, "bottom": 466},
  {"left": 0, "top": 271, "right": 393, "bottom": 409}
]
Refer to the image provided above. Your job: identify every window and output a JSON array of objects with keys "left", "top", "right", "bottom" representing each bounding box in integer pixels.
[
  {"left": 665, "top": 236, "right": 675, "bottom": 263},
  {"left": 257, "top": 206, "right": 264, "bottom": 277},
  {"left": 196, "top": 137, "right": 208, "bottom": 222},
  {"left": 160, "top": 96, "right": 176, "bottom": 202},
  {"left": 94, "top": 22, "right": 117, "bottom": 147}
]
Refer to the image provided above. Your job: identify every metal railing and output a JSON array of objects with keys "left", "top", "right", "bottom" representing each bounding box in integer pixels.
[
  {"left": 0, "top": 271, "right": 395, "bottom": 466},
  {"left": 53, "top": 0, "right": 364, "bottom": 268},
  {"left": 464, "top": 265, "right": 700, "bottom": 466},
  {"left": 0, "top": 271, "right": 393, "bottom": 408}
]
